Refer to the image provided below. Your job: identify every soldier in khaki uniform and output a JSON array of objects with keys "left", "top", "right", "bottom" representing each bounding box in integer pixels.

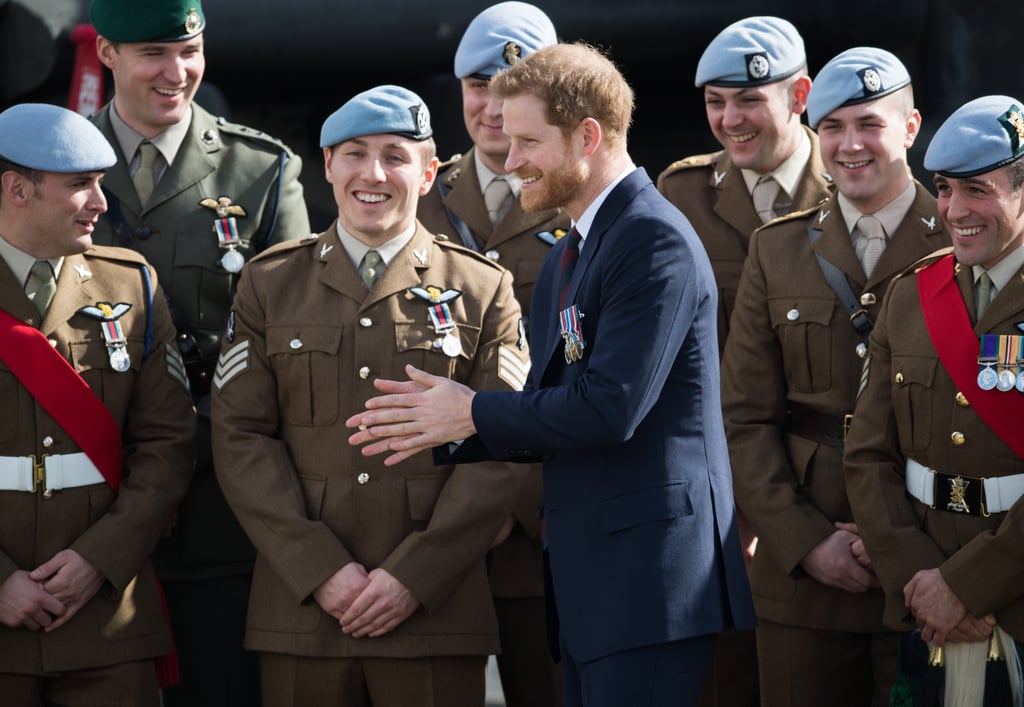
[
  {"left": 657, "top": 16, "right": 831, "bottom": 357},
  {"left": 0, "top": 104, "right": 195, "bottom": 706},
  {"left": 85, "top": 1, "right": 311, "bottom": 704},
  {"left": 415, "top": 5, "right": 566, "bottom": 705},
  {"left": 845, "top": 95, "right": 1024, "bottom": 707},
  {"left": 211, "top": 85, "right": 530, "bottom": 707},
  {"left": 656, "top": 19, "right": 831, "bottom": 706},
  {"left": 721, "top": 48, "right": 950, "bottom": 707}
]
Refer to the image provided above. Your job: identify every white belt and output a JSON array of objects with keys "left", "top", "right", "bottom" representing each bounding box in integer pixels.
[
  {"left": 906, "top": 458, "right": 1024, "bottom": 515},
  {"left": 0, "top": 453, "right": 105, "bottom": 494}
]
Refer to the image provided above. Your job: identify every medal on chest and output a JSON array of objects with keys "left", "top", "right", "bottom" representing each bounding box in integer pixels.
[
  {"left": 409, "top": 286, "right": 464, "bottom": 358},
  {"left": 977, "top": 334, "right": 1024, "bottom": 393},
  {"left": 559, "top": 304, "right": 586, "bottom": 364},
  {"left": 200, "top": 196, "right": 248, "bottom": 273},
  {"left": 79, "top": 302, "right": 133, "bottom": 372}
]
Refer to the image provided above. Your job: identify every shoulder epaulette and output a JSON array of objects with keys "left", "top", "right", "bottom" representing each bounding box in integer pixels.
[
  {"left": 433, "top": 234, "right": 507, "bottom": 273},
  {"left": 248, "top": 233, "right": 319, "bottom": 264},
  {"left": 439, "top": 153, "right": 464, "bottom": 170},
  {"left": 213, "top": 116, "right": 296, "bottom": 155},
  {"left": 659, "top": 150, "right": 725, "bottom": 178},
  {"left": 86, "top": 244, "right": 149, "bottom": 265},
  {"left": 910, "top": 246, "right": 956, "bottom": 275},
  {"left": 752, "top": 200, "right": 825, "bottom": 234}
]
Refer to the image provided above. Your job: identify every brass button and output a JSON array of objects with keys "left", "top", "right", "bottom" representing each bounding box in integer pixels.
[
  {"left": 955, "top": 392, "right": 970, "bottom": 407},
  {"left": 895, "top": 372, "right": 904, "bottom": 384},
  {"left": 42, "top": 436, "right": 54, "bottom": 448},
  {"left": 358, "top": 366, "right": 371, "bottom": 380},
  {"left": 859, "top": 292, "right": 877, "bottom": 306},
  {"left": 951, "top": 431, "right": 965, "bottom": 446},
  {"left": 359, "top": 317, "right": 372, "bottom": 328},
  {"left": 357, "top": 472, "right": 370, "bottom": 485}
]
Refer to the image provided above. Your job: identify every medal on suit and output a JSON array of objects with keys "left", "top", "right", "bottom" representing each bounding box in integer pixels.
[
  {"left": 995, "top": 335, "right": 1017, "bottom": 391},
  {"left": 978, "top": 335, "right": 999, "bottom": 390},
  {"left": 559, "top": 304, "right": 586, "bottom": 364},
  {"left": 79, "top": 302, "right": 133, "bottom": 372},
  {"left": 410, "top": 286, "right": 464, "bottom": 358},
  {"left": 201, "top": 196, "right": 248, "bottom": 274}
]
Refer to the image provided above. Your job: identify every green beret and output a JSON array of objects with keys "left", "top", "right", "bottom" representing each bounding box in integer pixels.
[{"left": 90, "top": 0, "right": 205, "bottom": 43}]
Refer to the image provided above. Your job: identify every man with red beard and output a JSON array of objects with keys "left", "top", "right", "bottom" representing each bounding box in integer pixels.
[
  {"left": 347, "top": 43, "right": 756, "bottom": 707},
  {"left": 720, "top": 47, "right": 949, "bottom": 707},
  {"left": 415, "top": 6, "right": 568, "bottom": 704}
]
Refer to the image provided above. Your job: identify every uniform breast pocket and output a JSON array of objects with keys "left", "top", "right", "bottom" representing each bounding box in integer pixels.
[
  {"left": 393, "top": 320, "right": 481, "bottom": 380},
  {"left": 267, "top": 325, "right": 342, "bottom": 427},
  {"left": 768, "top": 297, "right": 835, "bottom": 393},
  {"left": 68, "top": 336, "right": 145, "bottom": 402},
  {"left": 891, "top": 354, "right": 937, "bottom": 453}
]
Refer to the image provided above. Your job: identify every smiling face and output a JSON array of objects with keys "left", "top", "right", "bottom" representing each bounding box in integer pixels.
[
  {"left": 1, "top": 168, "right": 108, "bottom": 258},
  {"left": 703, "top": 75, "right": 810, "bottom": 174},
  {"left": 934, "top": 164, "right": 1024, "bottom": 269},
  {"left": 461, "top": 76, "right": 511, "bottom": 174},
  {"left": 502, "top": 93, "right": 589, "bottom": 216},
  {"left": 323, "top": 134, "right": 438, "bottom": 247},
  {"left": 98, "top": 35, "right": 205, "bottom": 138},
  {"left": 816, "top": 89, "right": 920, "bottom": 214}
]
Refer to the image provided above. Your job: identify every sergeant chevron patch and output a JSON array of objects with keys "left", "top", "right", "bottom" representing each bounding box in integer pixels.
[
  {"left": 498, "top": 344, "right": 531, "bottom": 391},
  {"left": 213, "top": 340, "right": 250, "bottom": 390},
  {"left": 165, "top": 343, "right": 190, "bottom": 392}
]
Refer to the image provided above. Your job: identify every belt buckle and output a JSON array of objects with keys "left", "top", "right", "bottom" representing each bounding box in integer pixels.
[
  {"left": 933, "top": 470, "right": 985, "bottom": 517},
  {"left": 31, "top": 454, "right": 50, "bottom": 496},
  {"left": 842, "top": 413, "right": 854, "bottom": 442}
]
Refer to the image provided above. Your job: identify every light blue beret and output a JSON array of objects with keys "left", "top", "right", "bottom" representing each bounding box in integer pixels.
[
  {"left": 695, "top": 16, "right": 805, "bottom": 88},
  {"left": 319, "top": 85, "right": 432, "bottom": 148},
  {"left": 454, "top": 2, "right": 557, "bottom": 79},
  {"left": 0, "top": 103, "right": 116, "bottom": 172},
  {"left": 807, "top": 47, "right": 911, "bottom": 128},
  {"left": 924, "top": 95, "right": 1024, "bottom": 177}
]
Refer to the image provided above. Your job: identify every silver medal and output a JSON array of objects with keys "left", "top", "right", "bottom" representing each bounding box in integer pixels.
[
  {"left": 109, "top": 347, "right": 131, "bottom": 373},
  {"left": 997, "top": 369, "right": 1016, "bottom": 392},
  {"left": 1016, "top": 370, "right": 1024, "bottom": 393},
  {"left": 221, "top": 248, "right": 245, "bottom": 273},
  {"left": 978, "top": 366, "right": 998, "bottom": 390},
  {"left": 442, "top": 332, "right": 462, "bottom": 358}
]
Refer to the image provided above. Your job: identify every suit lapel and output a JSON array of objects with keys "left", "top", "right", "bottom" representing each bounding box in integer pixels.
[
  {"left": 709, "top": 153, "right": 761, "bottom": 245},
  {"left": 979, "top": 263, "right": 1024, "bottom": 331},
  {"left": 809, "top": 195, "right": 863, "bottom": 286},
  {"left": 791, "top": 127, "right": 832, "bottom": 212},
  {"left": 43, "top": 254, "right": 97, "bottom": 336},
  {"left": 145, "top": 110, "right": 216, "bottom": 215},
  {"left": 315, "top": 223, "right": 367, "bottom": 304}
]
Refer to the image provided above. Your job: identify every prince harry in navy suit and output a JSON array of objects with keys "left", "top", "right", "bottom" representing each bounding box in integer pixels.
[{"left": 348, "top": 42, "right": 755, "bottom": 707}]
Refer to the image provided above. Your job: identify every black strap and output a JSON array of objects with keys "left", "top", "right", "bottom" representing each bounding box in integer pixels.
[
  {"left": 806, "top": 219, "right": 873, "bottom": 338},
  {"left": 436, "top": 179, "right": 482, "bottom": 251}
]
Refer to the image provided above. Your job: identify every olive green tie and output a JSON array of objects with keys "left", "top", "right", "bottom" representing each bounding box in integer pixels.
[
  {"left": 134, "top": 141, "right": 159, "bottom": 205},
  {"left": 976, "top": 271, "right": 994, "bottom": 318},
  {"left": 29, "top": 259, "right": 56, "bottom": 316},
  {"left": 359, "top": 250, "right": 383, "bottom": 290}
]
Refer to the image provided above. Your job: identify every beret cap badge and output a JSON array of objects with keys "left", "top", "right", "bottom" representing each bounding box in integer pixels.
[
  {"left": 999, "top": 106, "right": 1024, "bottom": 156},
  {"left": 503, "top": 41, "right": 523, "bottom": 67},
  {"left": 859, "top": 67, "right": 883, "bottom": 95},
  {"left": 412, "top": 104, "right": 429, "bottom": 138},
  {"left": 746, "top": 53, "right": 770, "bottom": 81},
  {"left": 184, "top": 8, "right": 201, "bottom": 34}
]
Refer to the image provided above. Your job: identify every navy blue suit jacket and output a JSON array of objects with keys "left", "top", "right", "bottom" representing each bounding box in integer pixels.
[{"left": 453, "top": 168, "right": 755, "bottom": 662}]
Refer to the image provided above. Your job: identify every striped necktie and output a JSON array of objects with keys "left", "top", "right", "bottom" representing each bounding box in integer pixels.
[{"left": 558, "top": 227, "right": 582, "bottom": 309}]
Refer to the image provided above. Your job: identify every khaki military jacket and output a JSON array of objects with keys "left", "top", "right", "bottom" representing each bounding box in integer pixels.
[
  {"left": 91, "top": 102, "right": 312, "bottom": 579},
  {"left": 417, "top": 147, "right": 569, "bottom": 320},
  {"left": 418, "top": 147, "right": 569, "bottom": 599},
  {"left": 657, "top": 126, "right": 832, "bottom": 354},
  {"left": 845, "top": 255, "right": 1024, "bottom": 640},
  {"left": 721, "top": 183, "right": 948, "bottom": 632},
  {"left": 0, "top": 248, "right": 195, "bottom": 674},
  {"left": 211, "top": 223, "right": 532, "bottom": 658}
]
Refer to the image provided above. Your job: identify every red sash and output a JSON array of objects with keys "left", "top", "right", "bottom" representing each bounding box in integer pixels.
[
  {"left": 0, "top": 309, "right": 122, "bottom": 490},
  {"left": 0, "top": 309, "right": 180, "bottom": 686},
  {"left": 917, "top": 254, "right": 1024, "bottom": 458}
]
